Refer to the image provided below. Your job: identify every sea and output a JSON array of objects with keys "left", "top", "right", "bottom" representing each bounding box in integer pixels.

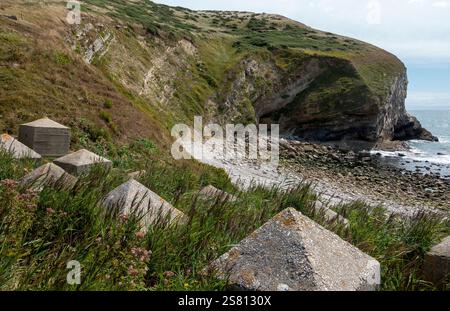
[{"left": 372, "top": 110, "right": 450, "bottom": 178}]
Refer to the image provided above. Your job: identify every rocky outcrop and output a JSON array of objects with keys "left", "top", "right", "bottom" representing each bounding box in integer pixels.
[
  {"left": 1, "top": 0, "right": 436, "bottom": 153},
  {"left": 378, "top": 72, "right": 437, "bottom": 143},
  {"left": 393, "top": 114, "right": 438, "bottom": 142},
  {"left": 223, "top": 57, "right": 435, "bottom": 151}
]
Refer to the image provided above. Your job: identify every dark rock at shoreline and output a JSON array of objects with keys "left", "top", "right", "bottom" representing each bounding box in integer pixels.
[
  {"left": 393, "top": 114, "right": 438, "bottom": 142},
  {"left": 280, "top": 139, "right": 450, "bottom": 210}
]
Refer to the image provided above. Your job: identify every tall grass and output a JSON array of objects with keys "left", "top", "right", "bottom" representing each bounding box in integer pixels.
[
  {"left": 336, "top": 203, "right": 449, "bottom": 291},
  {"left": 0, "top": 144, "right": 448, "bottom": 291}
]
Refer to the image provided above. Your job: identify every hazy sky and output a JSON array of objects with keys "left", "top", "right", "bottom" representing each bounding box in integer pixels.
[{"left": 155, "top": 0, "right": 450, "bottom": 110}]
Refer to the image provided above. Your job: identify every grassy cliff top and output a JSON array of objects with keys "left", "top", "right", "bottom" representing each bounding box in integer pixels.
[
  {"left": 0, "top": 0, "right": 405, "bottom": 143},
  {"left": 81, "top": 0, "right": 406, "bottom": 96}
]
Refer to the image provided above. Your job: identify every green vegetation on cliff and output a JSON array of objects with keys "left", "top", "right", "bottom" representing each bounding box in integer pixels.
[
  {"left": 1, "top": 0, "right": 445, "bottom": 292},
  {"left": 1, "top": 0, "right": 405, "bottom": 143}
]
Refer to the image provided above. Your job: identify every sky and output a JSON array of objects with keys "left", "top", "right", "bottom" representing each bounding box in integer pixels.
[{"left": 155, "top": 0, "right": 450, "bottom": 110}]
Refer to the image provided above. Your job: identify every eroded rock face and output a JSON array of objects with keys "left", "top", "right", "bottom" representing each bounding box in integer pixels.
[
  {"left": 220, "top": 55, "right": 435, "bottom": 151},
  {"left": 379, "top": 73, "right": 437, "bottom": 143},
  {"left": 209, "top": 208, "right": 380, "bottom": 291},
  {"left": 63, "top": 4, "right": 433, "bottom": 152},
  {"left": 394, "top": 114, "right": 438, "bottom": 142}
]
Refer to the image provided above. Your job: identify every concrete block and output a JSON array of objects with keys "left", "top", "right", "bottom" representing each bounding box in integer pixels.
[
  {"left": 199, "top": 185, "right": 237, "bottom": 203},
  {"left": 208, "top": 208, "right": 380, "bottom": 291},
  {"left": 19, "top": 118, "right": 70, "bottom": 157},
  {"left": 103, "top": 179, "right": 187, "bottom": 230},
  {"left": 0, "top": 134, "right": 41, "bottom": 160},
  {"left": 20, "top": 163, "right": 77, "bottom": 191},
  {"left": 424, "top": 236, "right": 450, "bottom": 287},
  {"left": 53, "top": 149, "right": 112, "bottom": 176}
]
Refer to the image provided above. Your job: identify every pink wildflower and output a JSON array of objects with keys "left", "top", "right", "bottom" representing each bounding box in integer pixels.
[
  {"left": 119, "top": 213, "right": 129, "bottom": 222},
  {"left": 131, "top": 247, "right": 152, "bottom": 262},
  {"left": 128, "top": 265, "right": 139, "bottom": 276},
  {"left": 135, "top": 231, "right": 146, "bottom": 239},
  {"left": 46, "top": 208, "right": 55, "bottom": 215},
  {"left": 26, "top": 204, "right": 37, "bottom": 210},
  {"left": 0, "top": 179, "right": 18, "bottom": 188}
]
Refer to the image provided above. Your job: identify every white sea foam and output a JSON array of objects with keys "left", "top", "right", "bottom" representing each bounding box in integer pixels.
[
  {"left": 437, "top": 137, "right": 450, "bottom": 144},
  {"left": 371, "top": 149, "right": 450, "bottom": 165}
]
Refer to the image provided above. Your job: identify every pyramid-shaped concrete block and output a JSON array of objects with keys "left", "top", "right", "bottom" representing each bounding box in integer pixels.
[
  {"left": 199, "top": 185, "right": 237, "bottom": 203},
  {"left": 20, "top": 163, "right": 78, "bottom": 191},
  {"left": 19, "top": 118, "right": 71, "bottom": 157},
  {"left": 0, "top": 134, "right": 41, "bottom": 160},
  {"left": 209, "top": 208, "right": 380, "bottom": 291},
  {"left": 423, "top": 236, "right": 450, "bottom": 287},
  {"left": 53, "top": 149, "right": 112, "bottom": 176},
  {"left": 314, "top": 201, "right": 349, "bottom": 228},
  {"left": 127, "top": 170, "right": 146, "bottom": 179},
  {"left": 103, "top": 179, "right": 187, "bottom": 229}
]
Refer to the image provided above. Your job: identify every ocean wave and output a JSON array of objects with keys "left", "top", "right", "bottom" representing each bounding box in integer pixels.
[
  {"left": 409, "top": 136, "right": 450, "bottom": 144},
  {"left": 437, "top": 137, "right": 450, "bottom": 144},
  {"left": 371, "top": 149, "right": 450, "bottom": 165}
]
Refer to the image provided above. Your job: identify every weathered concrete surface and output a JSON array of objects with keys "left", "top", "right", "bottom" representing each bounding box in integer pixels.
[
  {"left": 199, "top": 185, "right": 237, "bottom": 203},
  {"left": 209, "top": 208, "right": 380, "bottom": 291},
  {"left": 53, "top": 149, "right": 112, "bottom": 176},
  {"left": 314, "top": 201, "right": 349, "bottom": 228},
  {"left": 19, "top": 118, "right": 71, "bottom": 157},
  {"left": 0, "top": 134, "right": 41, "bottom": 160},
  {"left": 423, "top": 236, "right": 450, "bottom": 287},
  {"left": 20, "top": 163, "right": 77, "bottom": 190},
  {"left": 103, "top": 179, "right": 187, "bottom": 230},
  {"left": 128, "top": 170, "right": 146, "bottom": 179}
]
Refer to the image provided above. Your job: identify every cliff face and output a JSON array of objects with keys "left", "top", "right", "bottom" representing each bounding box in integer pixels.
[
  {"left": 0, "top": 0, "right": 435, "bottom": 151},
  {"left": 377, "top": 72, "right": 437, "bottom": 147},
  {"left": 216, "top": 54, "right": 435, "bottom": 150}
]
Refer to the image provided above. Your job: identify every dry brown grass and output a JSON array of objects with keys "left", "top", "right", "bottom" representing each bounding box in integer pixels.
[{"left": 0, "top": 3, "right": 171, "bottom": 148}]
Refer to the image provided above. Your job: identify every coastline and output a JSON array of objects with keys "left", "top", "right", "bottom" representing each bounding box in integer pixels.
[
  {"left": 281, "top": 140, "right": 449, "bottom": 214},
  {"left": 181, "top": 134, "right": 449, "bottom": 219}
]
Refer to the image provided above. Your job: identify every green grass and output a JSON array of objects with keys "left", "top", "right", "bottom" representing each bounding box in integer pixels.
[
  {"left": 53, "top": 52, "right": 72, "bottom": 66},
  {"left": 269, "top": 57, "right": 372, "bottom": 127},
  {"left": 0, "top": 0, "right": 443, "bottom": 291},
  {"left": 99, "top": 111, "right": 113, "bottom": 124},
  {"left": 336, "top": 203, "right": 449, "bottom": 290},
  {"left": 103, "top": 99, "right": 113, "bottom": 109},
  {"left": 0, "top": 144, "right": 448, "bottom": 291}
]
